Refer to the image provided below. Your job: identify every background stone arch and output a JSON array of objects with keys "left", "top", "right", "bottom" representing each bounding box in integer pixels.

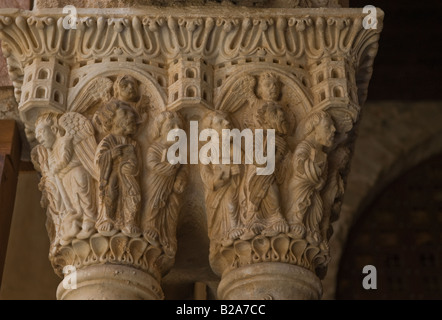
[{"left": 322, "top": 101, "right": 442, "bottom": 299}]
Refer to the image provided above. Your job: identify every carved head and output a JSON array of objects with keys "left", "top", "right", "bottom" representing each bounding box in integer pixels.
[
  {"left": 35, "top": 113, "right": 61, "bottom": 150},
  {"left": 304, "top": 111, "right": 336, "bottom": 147},
  {"left": 256, "top": 102, "right": 289, "bottom": 135},
  {"left": 202, "top": 110, "right": 232, "bottom": 133},
  {"left": 114, "top": 75, "right": 139, "bottom": 102},
  {"left": 257, "top": 72, "right": 282, "bottom": 102},
  {"left": 152, "top": 111, "right": 184, "bottom": 145},
  {"left": 94, "top": 100, "right": 139, "bottom": 137}
]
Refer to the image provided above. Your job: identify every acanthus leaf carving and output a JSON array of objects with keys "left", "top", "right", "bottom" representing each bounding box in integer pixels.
[
  {"left": 206, "top": 70, "right": 353, "bottom": 279},
  {"left": 2, "top": 5, "right": 383, "bottom": 296},
  {"left": 30, "top": 73, "right": 187, "bottom": 282}
]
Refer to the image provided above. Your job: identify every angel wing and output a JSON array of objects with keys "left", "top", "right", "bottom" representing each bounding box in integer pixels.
[
  {"left": 59, "top": 112, "right": 98, "bottom": 181},
  {"left": 216, "top": 75, "right": 259, "bottom": 113},
  {"left": 69, "top": 77, "right": 113, "bottom": 113}
]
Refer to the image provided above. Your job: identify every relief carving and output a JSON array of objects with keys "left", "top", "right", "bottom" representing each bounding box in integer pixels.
[
  {"left": 240, "top": 72, "right": 290, "bottom": 240},
  {"left": 200, "top": 110, "right": 243, "bottom": 246},
  {"left": 113, "top": 75, "right": 150, "bottom": 122},
  {"left": 143, "top": 111, "right": 188, "bottom": 258},
  {"left": 93, "top": 100, "right": 142, "bottom": 238},
  {"left": 32, "top": 112, "right": 97, "bottom": 248},
  {"left": 209, "top": 73, "right": 342, "bottom": 277},
  {"left": 319, "top": 146, "right": 350, "bottom": 250},
  {"left": 286, "top": 111, "right": 336, "bottom": 248}
]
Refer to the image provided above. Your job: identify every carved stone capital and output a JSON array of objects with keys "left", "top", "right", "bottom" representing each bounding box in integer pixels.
[
  {"left": 0, "top": 7, "right": 382, "bottom": 143},
  {"left": 0, "top": 5, "right": 383, "bottom": 300}
]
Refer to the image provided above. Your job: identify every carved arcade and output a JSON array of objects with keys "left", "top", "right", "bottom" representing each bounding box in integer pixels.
[{"left": 0, "top": 5, "right": 382, "bottom": 299}]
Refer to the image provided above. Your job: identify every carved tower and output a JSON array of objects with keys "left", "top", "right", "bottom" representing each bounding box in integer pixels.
[{"left": 0, "top": 0, "right": 383, "bottom": 300}]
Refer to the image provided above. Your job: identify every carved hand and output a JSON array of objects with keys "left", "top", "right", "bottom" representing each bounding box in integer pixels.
[{"left": 111, "top": 146, "right": 124, "bottom": 158}]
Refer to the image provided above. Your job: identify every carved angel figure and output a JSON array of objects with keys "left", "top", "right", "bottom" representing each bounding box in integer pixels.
[
  {"left": 33, "top": 112, "right": 98, "bottom": 246},
  {"left": 32, "top": 114, "right": 63, "bottom": 250},
  {"left": 240, "top": 72, "right": 290, "bottom": 239},
  {"left": 113, "top": 75, "right": 149, "bottom": 122},
  {"left": 143, "top": 111, "right": 188, "bottom": 257},
  {"left": 93, "top": 100, "right": 142, "bottom": 238},
  {"left": 200, "top": 111, "right": 243, "bottom": 245},
  {"left": 286, "top": 111, "right": 336, "bottom": 246}
]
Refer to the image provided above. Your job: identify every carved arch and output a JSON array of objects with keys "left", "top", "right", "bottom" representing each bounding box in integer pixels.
[
  {"left": 215, "top": 65, "right": 314, "bottom": 124},
  {"left": 67, "top": 63, "right": 167, "bottom": 113}
]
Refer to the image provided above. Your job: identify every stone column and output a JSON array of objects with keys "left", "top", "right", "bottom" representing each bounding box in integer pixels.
[{"left": 0, "top": 1, "right": 383, "bottom": 300}]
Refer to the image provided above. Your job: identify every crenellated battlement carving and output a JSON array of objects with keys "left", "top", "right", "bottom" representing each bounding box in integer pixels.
[{"left": 0, "top": 5, "right": 382, "bottom": 300}]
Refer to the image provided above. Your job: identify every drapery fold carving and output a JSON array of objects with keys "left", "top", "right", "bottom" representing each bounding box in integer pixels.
[{"left": 0, "top": 5, "right": 382, "bottom": 300}]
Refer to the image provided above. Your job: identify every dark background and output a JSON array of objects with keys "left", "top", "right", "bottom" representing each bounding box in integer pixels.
[{"left": 352, "top": 0, "right": 442, "bottom": 100}]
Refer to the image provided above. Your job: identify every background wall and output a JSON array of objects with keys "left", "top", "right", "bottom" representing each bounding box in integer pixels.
[
  {"left": 0, "top": 0, "right": 441, "bottom": 300},
  {"left": 0, "top": 172, "right": 59, "bottom": 300}
]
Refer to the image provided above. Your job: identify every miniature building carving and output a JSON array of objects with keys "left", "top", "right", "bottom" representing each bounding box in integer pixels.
[{"left": 0, "top": 1, "right": 383, "bottom": 300}]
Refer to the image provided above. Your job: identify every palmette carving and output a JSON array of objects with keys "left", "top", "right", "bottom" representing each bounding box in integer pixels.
[
  {"left": 50, "top": 233, "right": 165, "bottom": 279},
  {"left": 1, "top": 6, "right": 383, "bottom": 297},
  {"left": 0, "top": 8, "right": 382, "bottom": 121}
]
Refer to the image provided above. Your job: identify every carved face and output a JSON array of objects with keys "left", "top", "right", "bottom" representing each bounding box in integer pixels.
[
  {"left": 113, "top": 108, "right": 137, "bottom": 136},
  {"left": 265, "top": 104, "right": 289, "bottom": 135},
  {"left": 117, "top": 76, "right": 139, "bottom": 102},
  {"left": 259, "top": 77, "right": 281, "bottom": 101},
  {"left": 35, "top": 122, "right": 56, "bottom": 149},
  {"left": 315, "top": 117, "right": 336, "bottom": 147}
]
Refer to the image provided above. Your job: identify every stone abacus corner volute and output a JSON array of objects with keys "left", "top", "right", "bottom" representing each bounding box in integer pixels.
[{"left": 0, "top": 5, "right": 383, "bottom": 300}]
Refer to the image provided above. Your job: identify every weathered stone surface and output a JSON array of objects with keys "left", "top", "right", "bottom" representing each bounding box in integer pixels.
[
  {"left": 3, "top": 101, "right": 440, "bottom": 300},
  {"left": 33, "top": 0, "right": 344, "bottom": 9},
  {"left": 0, "top": 5, "right": 382, "bottom": 300},
  {"left": 0, "top": 0, "right": 31, "bottom": 87},
  {"left": 0, "top": 87, "right": 30, "bottom": 160}
]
